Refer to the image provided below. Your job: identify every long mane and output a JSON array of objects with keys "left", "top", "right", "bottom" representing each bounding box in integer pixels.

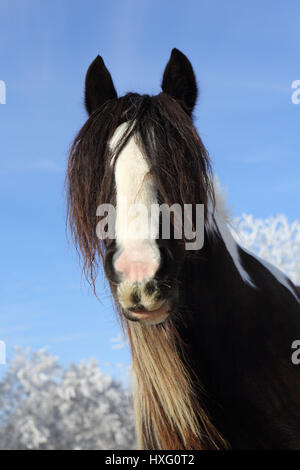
[{"left": 127, "top": 318, "right": 228, "bottom": 449}]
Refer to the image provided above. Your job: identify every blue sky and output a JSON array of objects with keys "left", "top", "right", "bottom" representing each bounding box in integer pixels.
[{"left": 0, "top": 0, "right": 299, "bottom": 381}]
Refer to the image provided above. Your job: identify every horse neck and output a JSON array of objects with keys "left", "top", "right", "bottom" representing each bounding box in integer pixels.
[
  {"left": 178, "top": 227, "right": 246, "bottom": 314},
  {"left": 175, "top": 226, "right": 249, "bottom": 379}
]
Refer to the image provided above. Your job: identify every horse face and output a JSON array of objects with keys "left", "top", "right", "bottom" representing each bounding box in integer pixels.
[
  {"left": 81, "top": 49, "right": 200, "bottom": 325},
  {"left": 103, "top": 123, "right": 181, "bottom": 325}
]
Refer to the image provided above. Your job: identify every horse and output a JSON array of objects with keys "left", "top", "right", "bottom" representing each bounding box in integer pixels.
[{"left": 66, "top": 48, "right": 300, "bottom": 449}]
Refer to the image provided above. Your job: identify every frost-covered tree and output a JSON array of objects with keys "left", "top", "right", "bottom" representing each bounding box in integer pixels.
[
  {"left": 232, "top": 214, "right": 300, "bottom": 284},
  {"left": 0, "top": 348, "right": 135, "bottom": 450}
]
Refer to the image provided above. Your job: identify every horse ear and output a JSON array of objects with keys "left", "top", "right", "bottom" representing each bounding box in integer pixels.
[
  {"left": 84, "top": 55, "right": 117, "bottom": 115},
  {"left": 161, "top": 48, "right": 197, "bottom": 115}
]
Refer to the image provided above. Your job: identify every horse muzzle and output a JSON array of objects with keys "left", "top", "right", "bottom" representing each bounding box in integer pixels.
[{"left": 117, "top": 279, "right": 171, "bottom": 325}]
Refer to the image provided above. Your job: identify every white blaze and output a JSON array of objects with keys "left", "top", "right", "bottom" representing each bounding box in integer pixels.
[{"left": 109, "top": 122, "right": 160, "bottom": 281}]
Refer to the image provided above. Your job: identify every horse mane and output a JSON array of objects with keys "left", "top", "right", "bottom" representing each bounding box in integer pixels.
[{"left": 126, "top": 318, "right": 229, "bottom": 449}]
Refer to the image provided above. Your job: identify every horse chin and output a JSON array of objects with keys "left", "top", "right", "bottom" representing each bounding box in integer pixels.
[{"left": 126, "top": 301, "right": 170, "bottom": 326}]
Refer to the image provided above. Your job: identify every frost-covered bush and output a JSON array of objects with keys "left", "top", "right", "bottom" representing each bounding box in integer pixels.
[
  {"left": 0, "top": 348, "right": 135, "bottom": 450},
  {"left": 232, "top": 214, "right": 300, "bottom": 284}
]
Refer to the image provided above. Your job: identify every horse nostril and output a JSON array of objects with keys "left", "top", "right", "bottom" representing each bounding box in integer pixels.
[
  {"left": 144, "top": 281, "right": 156, "bottom": 296},
  {"left": 131, "top": 290, "right": 141, "bottom": 305}
]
